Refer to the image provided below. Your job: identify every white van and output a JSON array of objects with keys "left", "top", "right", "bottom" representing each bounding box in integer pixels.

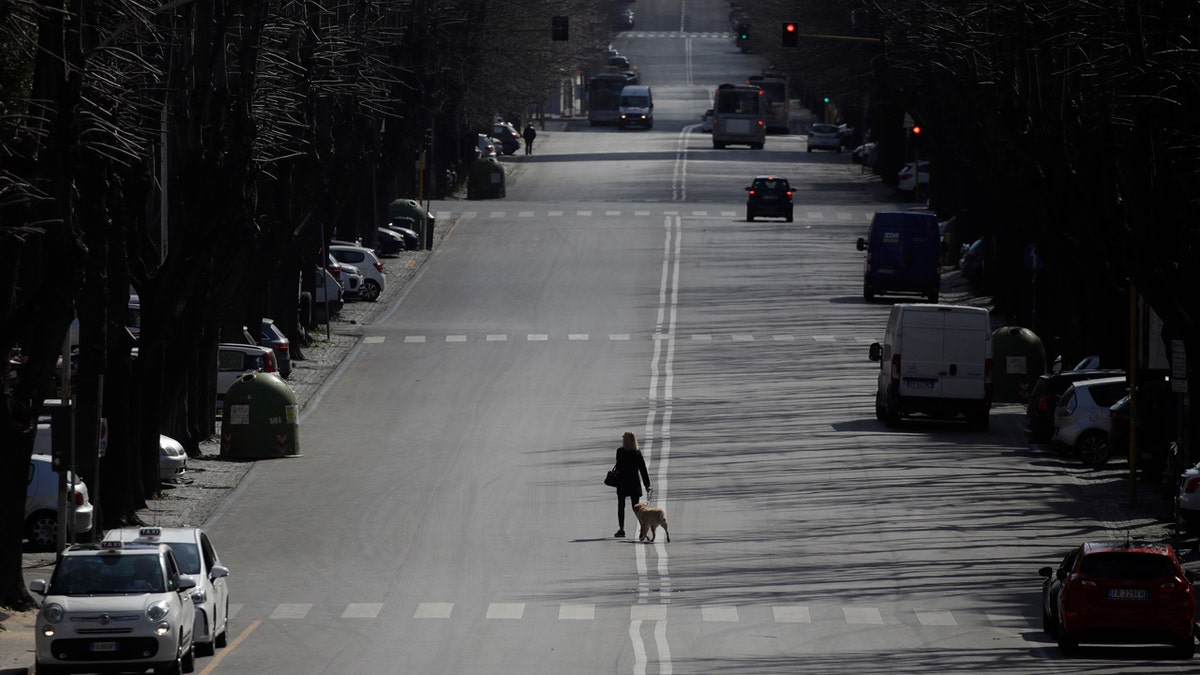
[
  {"left": 618, "top": 85, "right": 653, "bottom": 129},
  {"left": 868, "top": 303, "right": 993, "bottom": 430}
]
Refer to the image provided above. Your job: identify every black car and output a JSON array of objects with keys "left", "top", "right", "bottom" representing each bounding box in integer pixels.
[
  {"left": 386, "top": 217, "right": 421, "bottom": 250},
  {"left": 491, "top": 122, "right": 521, "bottom": 156},
  {"left": 374, "top": 227, "right": 407, "bottom": 256},
  {"left": 260, "top": 318, "right": 292, "bottom": 379},
  {"left": 744, "top": 176, "right": 794, "bottom": 222},
  {"left": 1023, "top": 368, "right": 1125, "bottom": 444}
]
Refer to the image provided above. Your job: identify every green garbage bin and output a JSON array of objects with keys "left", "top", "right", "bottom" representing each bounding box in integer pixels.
[
  {"left": 991, "top": 326, "right": 1047, "bottom": 403},
  {"left": 389, "top": 198, "right": 434, "bottom": 249},
  {"left": 220, "top": 372, "right": 299, "bottom": 458},
  {"left": 467, "top": 157, "right": 506, "bottom": 200}
]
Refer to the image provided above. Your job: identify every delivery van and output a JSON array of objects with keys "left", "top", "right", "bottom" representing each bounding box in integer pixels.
[
  {"left": 618, "top": 85, "right": 653, "bottom": 129},
  {"left": 856, "top": 211, "right": 941, "bottom": 302},
  {"left": 868, "top": 304, "right": 993, "bottom": 430}
]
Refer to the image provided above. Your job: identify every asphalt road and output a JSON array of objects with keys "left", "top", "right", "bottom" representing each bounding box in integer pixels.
[{"left": 7, "top": 2, "right": 1196, "bottom": 674}]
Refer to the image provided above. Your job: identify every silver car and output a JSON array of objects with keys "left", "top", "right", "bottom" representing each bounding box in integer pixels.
[{"left": 806, "top": 123, "right": 842, "bottom": 152}]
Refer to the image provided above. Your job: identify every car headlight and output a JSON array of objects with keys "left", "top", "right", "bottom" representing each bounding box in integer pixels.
[
  {"left": 190, "top": 588, "right": 207, "bottom": 604},
  {"left": 147, "top": 602, "right": 169, "bottom": 621},
  {"left": 43, "top": 603, "right": 64, "bottom": 623}
]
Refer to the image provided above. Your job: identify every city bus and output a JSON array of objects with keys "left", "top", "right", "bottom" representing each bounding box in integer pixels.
[
  {"left": 711, "top": 83, "right": 766, "bottom": 149},
  {"left": 588, "top": 73, "right": 629, "bottom": 126},
  {"left": 747, "top": 74, "right": 790, "bottom": 134}
]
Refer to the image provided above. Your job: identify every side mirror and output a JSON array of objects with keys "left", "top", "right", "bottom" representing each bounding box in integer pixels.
[
  {"left": 29, "top": 579, "right": 47, "bottom": 595},
  {"left": 1037, "top": 566, "right": 1053, "bottom": 579},
  {"left": 1055, "top": 569, "right": 1067, "bottom": 581},
  {"left": 210, "top": 565, "right": 230, "bottom": 581},
  {"left": 856, "top": 237, "right": 867, "bottom": 252},
  {"left": 744, "top": 186, "right": 752, "bottom": 192},
  {"left": 868, "top": 343, "right": 882, "bottom": 362},
  {"left": 177, "top": 576, "right": 197, "bottom": 592}
]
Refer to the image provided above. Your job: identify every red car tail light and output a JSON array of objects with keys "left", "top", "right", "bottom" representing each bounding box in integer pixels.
[
  {"left": 748, "top": 189, "right": 756, "bottom": 197},
  {"left": 71, "top": 490, "right": 83, "bottom": 506},
  {"left": 785, "top": 190, "right": 793, "bottom": 201},
  {"left": 263, "top": 352, "right": 277, "bottom": 373},
  {"left": 1185, "top": 477, "right": 1200, "bottom": 494},
  {"left": 890, "top": 354, "right": 901, "bottom": 387},
  {"left": 374, "top": 262, "right": 383, "bottom": 273},
  {"left": 1036, "top": 395, "right": 1053, "bottom": 412}
]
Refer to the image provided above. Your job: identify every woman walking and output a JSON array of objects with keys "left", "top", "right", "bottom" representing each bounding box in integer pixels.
[{"left": 612, "top": 431, "right": 651, "bottom": 537}]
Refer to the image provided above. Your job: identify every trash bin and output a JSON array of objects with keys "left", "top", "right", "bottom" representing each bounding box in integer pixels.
[
  {"left": 992, "top": 326, "right": 1047, "bottom": 403},
  {"left": 467, "top": 157, "right": 505, "bottom": 200},
  {"left": 220, "top": 372, "right": 299, "bottom": 458},
  {"left": 389, "top": 198, "right": 435, "bottom": 250}
]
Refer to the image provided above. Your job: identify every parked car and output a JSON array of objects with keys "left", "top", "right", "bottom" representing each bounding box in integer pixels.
[
  {"left": 851, "top": 141, "right": 878, "bottom": 167},
  {"left": 959, "top": 238, "right": 986, "bottom": 285},
  {"left": 1038, "top": 541, "right": 1195, "bottom": 657},
  {"left": 387, "top": 217, "right": 422, "bottom": 250},
  {"left": 1178, "top": 461, "right": 1200, "bottom": 531},
  {"left": 1024, "top": 368, "right": 1124, "bottom": 444},
  {"left": 491, "top": 122, "right": 521, "bottom": 155},
  {"left": 1051, "top": 376, "right": 1129, "bottom": 465},
  {"left": 806, "top": 123, "right": 842, "bottom": 152},
  {"left": 25, "top": 454, "right": 94, "bottom": 549},
  {"left": 699, "top": 109, "right": 714, "bottom": 133},
  {"left": 744, "top": 175, "right": 793, "bottom": 222},
  {"left": 618, "top": 8, "right": 634, "bottom": 29},
  {"left": 159, "top": 434, "right": 188, "bottom": 482},
  {"left": 374, "top": 227, "right": 407, "bottom": 255},
  {"left": 337, "top": 257, "right": 363, "bottom": 299},
  {"left": 897, "top": 160, "right": 931, "bottom": 192},
  {"left": 260, "top": 318, "right": 292, "bottom": 378},
  {"left": 474, "top": 134, "right": 497, "bottom": 159},
  {"left": 31, "top": 540, "right": 197, "bottom": 674},
  {"left": 312, "top": 266, "right": 344, "bottom": 322},
  {"left": 104, "top": 526, "right": 231, "bottom": 657},
  {"left": 331, "top": 244, "right": 385, "bottom": 302},
  {"left": 856, "top": 211, "right": 941, "bottom": 302},
  {"left": 216, "top": 343, "right": 277, "bottom": 399}
]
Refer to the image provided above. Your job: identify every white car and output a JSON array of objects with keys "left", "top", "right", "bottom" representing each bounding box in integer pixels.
[
  {"left": 26, "top": 454, "right": 94, "bottom": 549},
  {"left": 806, "top": 123, "right": 842, "bottom": 152},
  {"left": 217, "top": 343, "right": 278, "bottom": 399},
  {"left": 31, "top": 540, "right": 197, "bottom": 674},
  {"left": 699, "top": 109, "right": 714, "bottom": 133},
  {"left": 105, "top": 527, "right": 230, "bottom": 657},
  {"left": 330, "top": 244, "right": 385, "bottom": 302},
  {"left": 897, "top": 160, "right": 931, "bottom": 192},
  {"left": 1178, "top": 462, "right": 1200, "bottom": 531},
  {"left": 159, "top": 434, "right": 188, "bottom": 482},
  {"left": 1051, "top": 376, "right": 1128, "bottom": 465}
]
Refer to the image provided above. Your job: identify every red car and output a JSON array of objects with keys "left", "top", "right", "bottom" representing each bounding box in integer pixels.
[{"left": 1040, "top": 540, "right": 1196, "bottom": 657}]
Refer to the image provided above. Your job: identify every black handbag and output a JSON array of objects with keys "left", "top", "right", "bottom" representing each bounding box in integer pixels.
[{"left": 604, "top": 465, "right": 620, "bottom": 488}]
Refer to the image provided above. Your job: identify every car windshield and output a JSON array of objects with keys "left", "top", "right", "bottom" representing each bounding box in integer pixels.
[
  {"left": 1080, "top": 552, "right": 1178, "bottom": 579},
  {"left": 621, "top": 95, "right": 649, "bottom": 107},
  {"left": 50, "top": 554, "right": 164, "bottom": 595},
  {"left": 754, "top": 179, "right": 788, "bottom": 191},
  {"left": 812, "top": 124, "right": 839, "bottom": 134}
]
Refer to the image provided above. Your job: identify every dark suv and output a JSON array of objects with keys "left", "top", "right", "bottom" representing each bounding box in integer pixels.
[{"left": 745, "top": 176, "right": 793, "bottom": 222}]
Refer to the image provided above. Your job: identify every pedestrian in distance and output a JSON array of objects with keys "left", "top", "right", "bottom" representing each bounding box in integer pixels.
[
  {"left": 523, "top": 123, "right": 537, "bottom": 155},
  {"left": 612, "top": 430, "right": 651, "bottom": 537}
]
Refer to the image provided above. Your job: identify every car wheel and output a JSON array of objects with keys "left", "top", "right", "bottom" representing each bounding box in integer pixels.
[
  {"left": 361, "top": 279, "right": 381, "bottom": 302},
  {"left": 874, "top": 392, "right": 885, "bottom": 421},
  {"left": 1057, "top": 628, "right": 1079, "bottom": 655},
  {"left": 926, "top": 290, "right": 939, "bottom": 303},
  {"left": 863, "top": 287, "right": 875, "bottom": 302},
  {"left": 713, "top": 142, "right": 725, "bottom": 149},
  {"left": 182, "top": 642, "right": 195, "bottom": 673},
  {"left": 746, "top": 212, "right": 754, "bottom": 222},
  {"left": 25, "top": 510, "right": 58, "bottom": 550},
  {"left": 215, "top": 601, "right": 229, "bottom": 648},
  {"left": 155, "top": 651, "right": 183, "bottom": 675},
  {"left": 1076, "top": 431, "right": 1111, "bottom": 466},
  {"left": 967, "top": 409, "right": 989, "bottom": 432},
  {"left": 786, "top": 213, "right": 793, "bottom": 223},
  {"left": 752, "top": 143, "right": 763, "bottom": 150},
  {"left": 35, "top": 662, "right": 62, "bottom": 675},
  {"left": 884, "top": 393, "right": 901, "bottom": 428},
  {"left": 195, "top": 640, "right": 214, "bottom": 658},
  {"left": 1041, "top": 605, "right": 1053, "bottom": 635}
]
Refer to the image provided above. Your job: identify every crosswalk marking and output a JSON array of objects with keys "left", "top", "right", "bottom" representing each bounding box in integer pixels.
[
  {"left": 731, "top": 334, "right": 754, "bottom": 342},
  {"left": 630, "top": 605, "right": 668, "bottom": 621},
  {"left": 527, "top": 333, "right": 548, "bottom": 341},
  {"left": 370, "top": 333, "right": 884, "bottom": 345},
  {"left": 559, "top": 604, "right": 595, "bottom": 620},
  {"left": 568, "top": 333, "right": 589, "bottom": 340},
  {"left": 843, "top": 606, "right": 884, "bottom": 625},
  {"left": 364, "top": 336, "right": 385, "bottom": 344},
  {"left": 342, "top": 603, "right": 383, "bottom": 619},
  {"left": 486, "top": 334, "right": 507, "bottom": 341},
  {"left": 403, "top": 336, "right": 425, "bottom": 343},
  {"left": 446, "top": 335, "right": 466, "bottom": 342},
  {"left": 414, "top": 602, "right": 453, "bottom": 619},
  {"left": 269, "top": 603, "right": 311, "bottom": 620},
  {"left": 486, "top": 603, "right": 525, "bottom": 619},
  {"left": 915, "top": 610, "right": 957, "bottom": 626}
]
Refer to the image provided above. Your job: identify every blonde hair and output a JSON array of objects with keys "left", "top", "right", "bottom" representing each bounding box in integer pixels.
[{"left": 622, "top": 431, "right": 638, "bottom": 450}]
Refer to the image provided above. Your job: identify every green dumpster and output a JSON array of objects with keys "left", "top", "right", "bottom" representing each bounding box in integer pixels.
[
  {"left": 220, "top": 372, "right": 299, "bottom": 458},
  {"left": 991, "top": 326, "right": 1047, "bottom": 403},
  {"left": 389, "top": 198, "right": 435, "bottom": 249},
  {"left": 467, "top": 157, "right": 506, "bottom": 200}
]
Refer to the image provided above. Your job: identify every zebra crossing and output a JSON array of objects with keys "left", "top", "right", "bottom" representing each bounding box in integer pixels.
[
  {"left": 229, "top": 600, "right": 1034, "bottom": 630},
  {"left": 616, "top": 31, "right": 733, "bottom": 40},
  {"left": 363, "top": 333, "right": 880, "bottom": 345},
  {"left": 430, "top": 208, "right": 870, "bottom": 222}
]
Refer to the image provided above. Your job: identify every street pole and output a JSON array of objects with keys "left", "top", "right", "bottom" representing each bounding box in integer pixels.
[{"left": 1129, "top": 282, "right": 1139, "bottom": 504}]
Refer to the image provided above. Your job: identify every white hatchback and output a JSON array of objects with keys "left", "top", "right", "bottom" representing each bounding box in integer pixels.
[
  {"left": 31, "top": 540, "right": 196, "bottom": 674},
  {"left": 330, "top": 244, "right": 386, "bottom": 302},
  {"left": 25, "top": 454, "right": 94, "bottom": 549},
  {"left": 105, "top": 527, "right": 231, "bottom": 657},
  {"left": 1051, "top": 376, "right": 1128, "bottom": 465},
  {"left": 806, "top": 123, "right": 842, "bottom": 152}
]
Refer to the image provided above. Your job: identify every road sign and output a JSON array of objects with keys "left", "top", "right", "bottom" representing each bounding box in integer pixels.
[
  {"left": 98, "top": 417, "right": 108, "bottom": 457},
  {"left": 1024, "top": 243, "right": 1045, "bottom": 271}
]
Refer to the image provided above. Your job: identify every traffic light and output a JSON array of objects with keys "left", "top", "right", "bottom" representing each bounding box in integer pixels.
[
  {"left": 781, "top": 22, "right": 798, "bottom": 47},
  {"left": 823, "top": 96, "right": 831, "bottom": 104},
  {"left": 911, "top": 125, "right": 922, "bottom": 136},
  {"left": 551, "top": 15, "right": 568, "bottom": 41},
  {"left": 737, "top": 23, "right": 749, "bottom": 42}
]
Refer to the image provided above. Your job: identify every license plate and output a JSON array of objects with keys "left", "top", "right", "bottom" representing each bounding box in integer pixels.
[
  {"left": 762, "top": 195, "right": 777, "bottom": 200},
  {"left": 1107, "top": 588, "right": 1148, "bottom": 600},
  {"left": 90, "top": 641, "right": 118, "bottom": 652},
  {"left": 905, "top": 380, "right": 935, "bottom": 389}
]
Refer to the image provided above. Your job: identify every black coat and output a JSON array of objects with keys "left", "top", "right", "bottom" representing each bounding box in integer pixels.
[
  {"left": 523, "top": 126, "right": 537, "bottom": 142},
  {"left": 614, "top": 446, "right": 650, "bottom": 497}
]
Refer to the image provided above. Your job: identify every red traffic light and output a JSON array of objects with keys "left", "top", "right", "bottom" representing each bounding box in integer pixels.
[
  {"left": 785, "top": 23, "right": 796, "bottom": 33},
  {"left": 911, "top": 125, "right": 922, "bottom": 135},
  {"left": 781, "top": 22, "right": 798, "bottom": 47}
]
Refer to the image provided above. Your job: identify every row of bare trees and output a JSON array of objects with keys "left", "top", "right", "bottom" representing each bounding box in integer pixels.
[{"left": 0, "top": 0, "right": 613, "bottom": 608}]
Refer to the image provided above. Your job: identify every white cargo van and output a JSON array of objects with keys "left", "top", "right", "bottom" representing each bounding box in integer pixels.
[
  {"left": 868, "top": 303, "right": 993, "bottom": 430},
  {"left": 617, "top": 85, "right": 653, "bottom": 129}
]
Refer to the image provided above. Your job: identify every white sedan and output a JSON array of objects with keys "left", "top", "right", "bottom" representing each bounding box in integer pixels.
[{"left": 105, "top": 527, "right": 231, "bottom": 657}]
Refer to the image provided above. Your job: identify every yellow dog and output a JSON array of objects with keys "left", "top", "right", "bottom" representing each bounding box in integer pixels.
[{"left": 632, "top": 502, "right": 670, "bottom": 543}]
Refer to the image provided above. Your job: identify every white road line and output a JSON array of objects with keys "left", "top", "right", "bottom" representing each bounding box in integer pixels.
[
  {"left": 486, "top": 603, "right": 525, "bottom": 619},
  {"left": 915, "top": 609, "right": 957, "bottom": 626},
  {"left": 486, "top": 334, "right": 507, "bottom": 341},
  {"left": 446, "top": 335, "right": 466, "bottom": 342},
  {"left": 843, "top": 606, "right": 884, "bottom": 624},
  {"left": 404, "top": 336, "right": 425, "bottom": 343},
  {"left": 364, "top": 336, "right": 385, "bottom": 344},
  {"left": 702, "top": 605, "right": 739, "bottom": 622},
  {"left": 341, "top": 603, "right": 382, "bottom": 619},
  {"left": 773, "top": 606, "right": 811, "bottom": 623},
  {"left": 568, "top": 333, "right": 589, "bottom": 340},
  {"left": 559, "top": 604, "right": 594, "bottom": 620},
  {"left": 269, "top": 603, "right": 311, "bottom": 619},
  {"left": 413, "top": 602, "right": 453, "bottom": 619}
]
